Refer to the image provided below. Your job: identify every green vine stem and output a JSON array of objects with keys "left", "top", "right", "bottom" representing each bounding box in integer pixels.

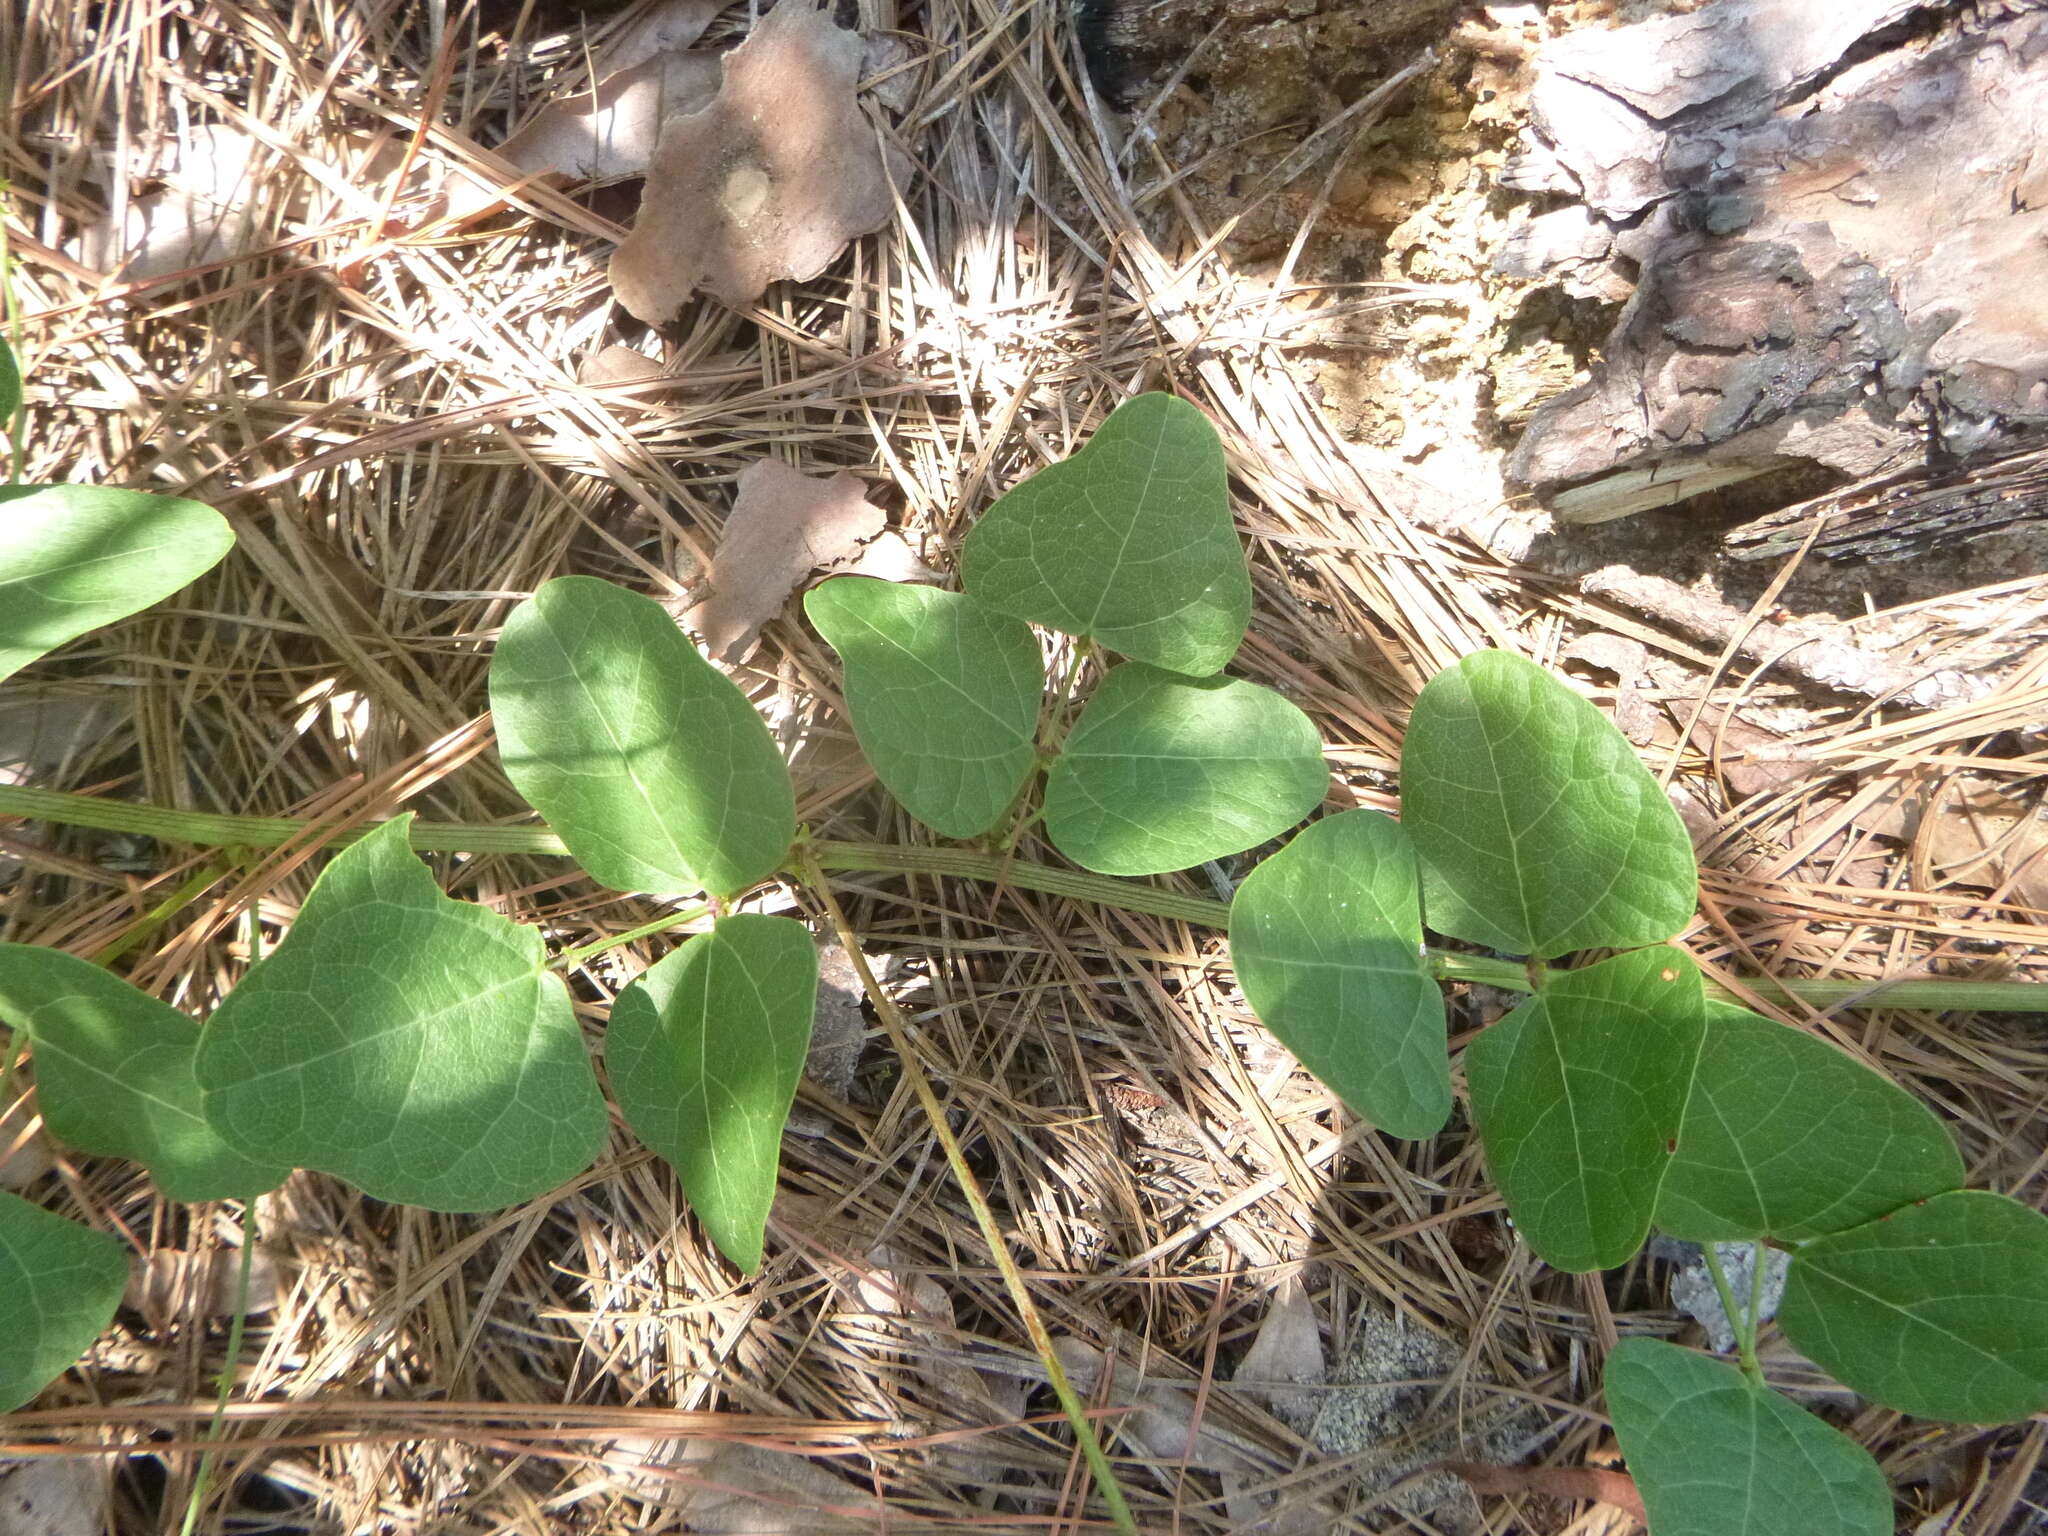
[
  {"left": 793, "top": 849, "right": 1140, "bottom": 1535},
  {"left": 1700, "top": 1241, "right": 1765, "bottom": 1386},
  {"left": 3, "top": 783, "right": 2044, "bottom": 1013}
]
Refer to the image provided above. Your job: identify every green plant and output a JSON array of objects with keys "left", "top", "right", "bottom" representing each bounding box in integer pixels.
[{"left": 2, "top": 386, "right": 2045, "bottom": 1535}]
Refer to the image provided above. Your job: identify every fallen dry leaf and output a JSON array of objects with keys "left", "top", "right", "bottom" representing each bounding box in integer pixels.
[
  {"left": 78, "top": 124, "right": 264, "bottom": 281},
  {"left": 1446, "top": 1460, "right": 1647, "bottom": 1523},
  {"left": 124, "top": 1243, "right": 281, "bottom": 1325},
  {"left": 497, "top": 0, "right": 728, "bottom": 182},
  {"left": 1914, "top": 777, "right": 2048, "bottom": 910},
  {"left": 609, "top": 0, "right": 908, "bottom": 317},
  {"left": 596, "top": 0, "right": 729, "bottom": 74},
  {"left": 834, "top": 529, "right": 934, "bottom": 585},
  {"left": 620, "top": 1440, "right": 885, "bottom": 1532},
  {"left": 686, "top": 458, "right": 888, "bottom": 662},
  {"left": 0, "top": 1458, "right": 107, "bottom": 1536},
  {"left": 498, "top": 49, "right": 720, "bottom": 182},
  {"left": 1233, "top": 1272, "right": 1323, "bottom": 1429},
  {"left": 1053, "top": 1338, "right": 1258, "bottom": 1475},
  {"left": 577, "top": 344, "right": 666, "bottom": 385},
  {"left": 0, "top": 1094, "right": 54, "bottom": 1191}
]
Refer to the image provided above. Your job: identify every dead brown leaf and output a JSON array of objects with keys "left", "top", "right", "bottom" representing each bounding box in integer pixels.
[
  {"left": 609, "top": 0, "right": 907, "bottom": 317},
  {"left": 0, "top": 1459, "right": 107, "bottom": 1536},
  {"left": 621, "top": 1440, "right": 885, "bottom": 1532},
  {"left": 685, "top": 459, "right": 888, "bottom": 662},
  {"left": 0, "top": 1093, "right": 53, "bottom": 1191},
  {"left": 1915, "top": 777, "right": 2048, "bottom": 910},
  {"left": 498, "top": 0, "right": 730, "bottom": 185},
  {"left": 498, "top": 48, "right": 720, "bottom": 182},
  {"left": 1445, "top": 1460, "right": 1646, "bottom": 1523},
  {"left": 576, "top": 344, "right": 666, "bottom": 385},
  {"left": 1233, "top": 1272, "right": 1323, "bottom": 1429},
  {"left": 124, "top": 1244, "right": 281, "bottom": 1326}
]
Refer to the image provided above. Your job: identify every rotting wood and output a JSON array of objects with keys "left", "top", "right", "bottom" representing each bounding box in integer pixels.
[
  {"left": 1496, "top": 0, "right": 2048, "bottom": 525},
  {"left": 1726, "top": 439, "right": 2048, "bottom": 564}
]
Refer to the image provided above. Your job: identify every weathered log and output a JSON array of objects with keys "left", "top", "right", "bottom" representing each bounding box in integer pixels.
[{"left": 1497, "top": 0, "right": 2048, "bottom": 524}]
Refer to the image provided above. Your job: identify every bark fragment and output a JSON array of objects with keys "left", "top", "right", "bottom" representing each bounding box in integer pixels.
[{"left": 1499, "top": 2, "right": 2048, "bottom": 522}]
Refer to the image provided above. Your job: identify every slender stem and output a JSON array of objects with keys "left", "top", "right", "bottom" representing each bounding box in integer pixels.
[
  {"left": 549, "top": 904, "right": 709, "bottom": 970},
  {"left": 5, "top": 783, "right": 2048, "bottom": 1013},
  {"left": 1701, "top": 1243, "right": 1763, "bottom": 1385},
  {"left": 999, "top": 639, "right": 1092, "bottom": 854},
  {"left": 0, "top": 183, "right": 21, "bottom": 483},
  {"left": 0, "top": 1036, "right": 22, "bottom": 1133},
  {"left": 1744, "top": 1236, "right": 1770, "bottom": 1363},
  {"left": 178, "top": 1200, "right": 261, "bottom": 1536},
  {"left": 90, "top": 857, "right": 240, "bottom": 967},
  {"left": 794, "top": 848, "right": 1140, "bottom": 1536}
]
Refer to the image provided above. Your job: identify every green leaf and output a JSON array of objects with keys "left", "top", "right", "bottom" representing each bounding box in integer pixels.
[
  {"left": 1043, "top": 663, "right": 1326, "bottom": 876},
  {"left": 1607, "top": 1339, "right": 1890, "bottom": 1536},
  {"left": 194, "top": 817, "right": 606, "bottom": 1212},
  {"left": 1228, "top": 810, "right": 1449, "bottom": 1139},
  {"left": 0, "top": 1192, "right": 127, "bottom": 1413},
  {"left": 607, "top": 914, "right": 818, "bottom": 1271},
  {"left": 0, "top": 334, "right": 20, "bottom": 429},
  {"left": 1466, "top": 947, "right": 1705, "bottom": 1272},
  {"left": 959, "top": 393, "right": 1250, "bottom": 677},
  {"left": 804, "top": 578, "right": 1044, "bottom": 839},
  {"left": 1778, "top": 1190, "right": 2048, "bottom": 1422},
  {"left": 0, "top": 484, "right": 235, "bottom": 685},
  {"left": 1402, "top": 650, "right": 1696, "bottom": 959},
  {"left": 490, "top": 575, "right": 796, "bottom": 900},
  {"left": 0, "top": 945, "right": 288, "bottom": 1201},
  {"left": 1656, "top": 1003, "right": 1961, "bottom": 1244}
]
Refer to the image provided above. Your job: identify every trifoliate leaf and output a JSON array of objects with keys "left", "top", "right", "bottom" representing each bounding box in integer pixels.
[
  {"left": 960, "top": 393, "right": 1249, "bottom": 677},
  {"left": 0, "top": 1192, "right": 127, "bottom": 1413},
  {"left": 1656, "top": 1003, "right": 1961, "bottom": 1244},
  {"left": 0, "top": 485, "right": 235, "bottom": 685},
  {"left": 805, "top": 578, "right": 1043, "bottom": 839},
  {"left": 1778, "top": 1190, "right": 2048, "bottom": 1423},
  {"left": 608, "top": 914, "right": 818, "bottom": 1271},
  {"left": 1607, "top": 1339, "right": 1889, "bottom": 1536},
  {"left": 1228, "top": 810, "right": 1449, "bottom": 1139},
  {"left": 194, "top": 817, "right": 606, "bottom": 1212},
  {"left": 1043, "top": 663, "right": 1325, "bottom": 875},
  {"left": 1402, "top": 650, "right": 1696, "bottom": 958},
  {"left": 490, "top": 575, "right": 796, "bottom": 900},
  {"left": 0, "top": 945, "right": 287, "bottom": 1201},
  {"left": 1466, "top": 947, "right": 1705, "bottom": 1272}
]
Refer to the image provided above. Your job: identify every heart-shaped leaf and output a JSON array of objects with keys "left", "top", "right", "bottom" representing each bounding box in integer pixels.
[
  {"left": 195, "top": 817, "right": 606, "bottom": 1212},
  {"left": 1043, "top": 663, "right": 1326, "bottom": 876},
  {"left": 1607, "top": 1339, "right": 1889, "bottom": 1536},
  {"left": 0, "top": 485, "right": 235, "bottom": 685},
  {"left": 1228, "top": 810, "right": 1449, "bottom": 1139},
  {"left": 490, "top": 575, "right": 795, "bottom": 900},
  {"left": 1402, "top": 650, "right": 1696, "bottom": 959},
  {"left": 1656, "top": 1003, "right": 1961, "bottom": 1244},
  {"left": 1778, "top": 1190, "right": 2048, "bottom": 1422},
  {"left": 1466, "top": 947, "right": 1705, "bottom": 1272},
  {"left": 960, "top": 393, "right": 1249, "bottom": 677},
  {"left": 804, "top": 578, "right": 1044, "bottom": 839},
  {"left": 0, "top": 1192, "right": 127, "bottom": 1413},
  {"left": 0, "top": 945, "right": 288, "bottom": 1201},
  {"left": 608, "top": 914, "right": 818, "bottom": 1271}
]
